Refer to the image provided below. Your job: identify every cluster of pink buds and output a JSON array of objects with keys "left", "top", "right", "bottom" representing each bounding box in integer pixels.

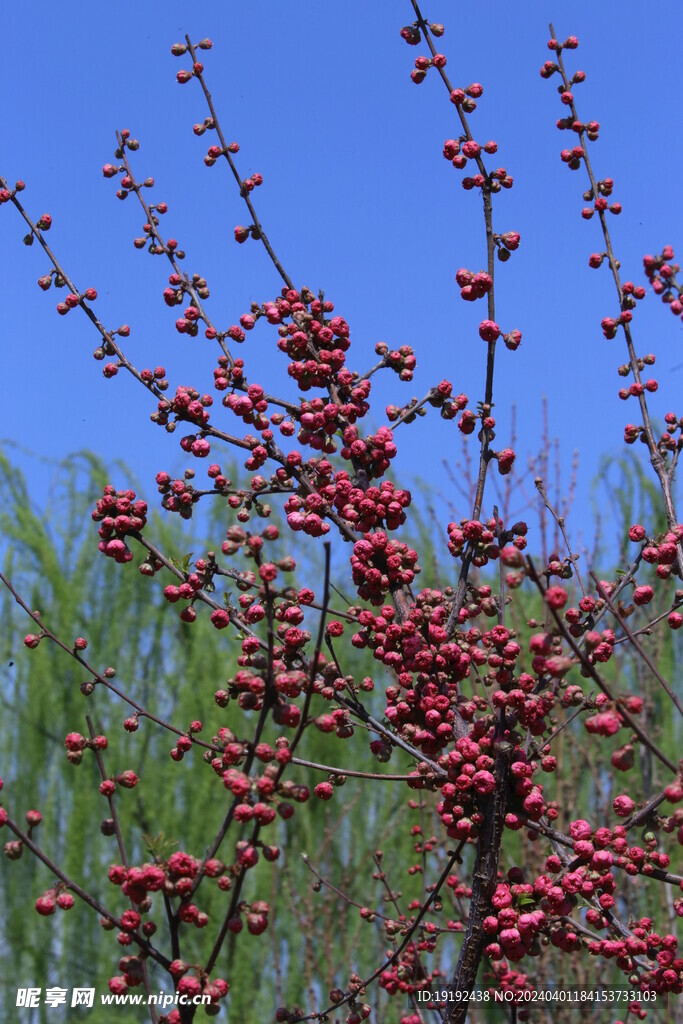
[
  {"left": 655, "top": 413, "right": 683, "bottom": 457},
  {"left": 213, "top": 355, "right": 244, "bottom": 388},
  {"left": 55, "top": 287, "right": 97, "bottom": 316},
  {"left": 219, "top": 523, "right": 278, "bottom": 561},
  {"left": 438, "top": 740, "right": 546, "bottom": 844},
  {"left": 581, "top": 178, "right": 621, "bottom": 219},
  {"left": 355, "top": 590, "right": 464, "bottom": 672},
  {"left": 350, "top": 533, "right": 419, "bottom": 604},
  {"left": 454, "top": 267, "right": 492, "bottom": 301},
  {"left": 201, "top": 135, "right": 239, "bottom": 166},
  {"left": 222, "top": 385, "right": 269, "bottom": 430},
  {"left": 109, "top": 861, "right": 166, "bottom": 903},
  {"left": 644, "top": 246, "right": 683, "bottom": 322},
  {"left": 35, "top": 886, "right": 75, "bottom": 917},
  {"left": 375, "top": 341, "right": 416, "bottom": 381},
  {"left": 446, "top": 517, "right": 518, "bottom": 568},
  {"left": 406, "top": 55, "right": 514, "bottom": 194},
  {"left": 154, "top": 471, "right": 198, "bottom": 520},
  {"left": 400, "top": 20, "right": 444, "bottom": 46},
  {"left": 452, "top": 156, "right": 513, "bottom": 198},
  {"left": 162, "top": 566, "right": 208, "bottom": 624},
  {"left": 409, "top": 383, "right": 470, "bottom": 424},
  {"left": 629, "top": 522, "right": 683, "bottom": 581},
  {"left": 410, "top": 52, "right": 448, "bottom": 84},
  {"left": 107, "top": 853, "right": 228, "bottom": 1005},
  {"left": 63, "top": 731, "right": 108, "bottom": 766},
  {"left": 379, "top": 941, "right": 442, "bottom": 1004},
  {"left": 444, "top": 137, "right": 497, "bottom": 169},
  {"left": 228, "top": 899, "right": 271, "bottom": 936},
  {"left": 229, "top": 288, "right": 359, "bottom": 397},
  {"left": 174, "top": 297, "right": 210, "bottom": 335},
  {"left": 483, "top": 877, "right": 547, "bottom": 962},
  {"left": 163, "top": 270, "right": 208, "bottom": 313},
  {"left": 32, "top": 251, "right": 99, "bottom": 314},
  {"left": 171, "top": 38, "right": 213, "bottom": 86},
  {"left": 584, "top": 922, "right": 682, "bottom": 995},
  {"left": 281, "top": 298, "right": 351, "bottom": 389},
  {"left": 92, "top": 486, "right": 148, "bottom": 563},
  {"left": 152, "top": 384, "right": 213, "bottom": 432},
  {"left": 600, "top": 283, "right": 647, "bottom": 342},
  {"left": 308, "top": 468, "right": 411, "bottom": 533},
  {"left": 291, "top": 399, "right": 338, "bottom": 452},
  {"left": 339, "top": 424, "right": 397, "bottom": 478}
]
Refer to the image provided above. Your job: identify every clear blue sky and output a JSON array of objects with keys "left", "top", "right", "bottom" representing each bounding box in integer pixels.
[{"left": 1, "top": 1, "right": 681, "bottom": 558}]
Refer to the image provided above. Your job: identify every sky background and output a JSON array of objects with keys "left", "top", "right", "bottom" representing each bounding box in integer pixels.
[{"left": 1, "top": 1, "right": 681, "bottom": 563}]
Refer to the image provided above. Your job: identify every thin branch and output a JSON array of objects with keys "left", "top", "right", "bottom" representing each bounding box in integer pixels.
[
  {"left": 592, "top": 573, "right": 683, "bottom": 719},
  {"left": 1, "top": 815, "right": 170, "bottom": 969},
  {"left": 526, "top": 557, "right": 677, "bottom": 774},
  {"left": 290, "top": 848, "right": 463, "bottom": 1022},
  {"left": 185, "top": 35, "right": 294, "bottom": 290}
]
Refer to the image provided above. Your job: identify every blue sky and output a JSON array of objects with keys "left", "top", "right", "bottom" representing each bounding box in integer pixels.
[{"left": 1, "top": 1, "right": 681, "bottom": 560}]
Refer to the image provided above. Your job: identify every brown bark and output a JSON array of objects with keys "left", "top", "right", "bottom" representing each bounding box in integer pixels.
[{"left": 444, "top": 745, "right": 510, "bottom": 1023}]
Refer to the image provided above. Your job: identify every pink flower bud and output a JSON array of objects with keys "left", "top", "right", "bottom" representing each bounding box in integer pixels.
[
  {"left": 478, "top": 320, "right": 500, "bottom": 343},
  {"left": 210, "top": 609, "right": 230, "bottom": 629},
  {"left": 613, "top": 794, "right": 636, "bottom": 817}
]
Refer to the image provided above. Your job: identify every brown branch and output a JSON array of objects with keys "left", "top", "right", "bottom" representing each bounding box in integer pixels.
[
  {"left": 185, "top": 35, "right": 294, "bottom": 290},
  {"left": 290, "top": 847, "right": 463, "bottom": 1022},
  {"left": 548, "top": 24, "right": 683, "bottom": 575},
  {"left": 115, "top": 131, "right": 234, "bottom": 365},
  {"left": 2, "top": 815, "right": 170, "bottom": 969}
]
